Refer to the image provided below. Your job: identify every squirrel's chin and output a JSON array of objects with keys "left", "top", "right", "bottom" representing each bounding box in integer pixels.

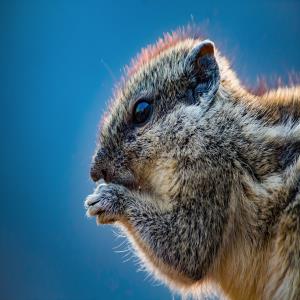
[{"left": 96, "top": 212, "right": 121, "bottom": 225}]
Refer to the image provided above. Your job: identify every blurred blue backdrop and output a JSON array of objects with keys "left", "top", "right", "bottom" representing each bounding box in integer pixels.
[{"left": 1, "top": 1, "right": 299, "bottom": 299}]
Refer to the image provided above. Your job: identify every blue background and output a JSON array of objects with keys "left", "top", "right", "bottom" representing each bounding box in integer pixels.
[{"left": 1, "top": 1, "right": 299, "bottom": 299}]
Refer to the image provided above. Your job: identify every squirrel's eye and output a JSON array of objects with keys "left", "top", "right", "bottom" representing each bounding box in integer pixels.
[{"left": 132, "top": 101, "right": 152, "bottom": 125}]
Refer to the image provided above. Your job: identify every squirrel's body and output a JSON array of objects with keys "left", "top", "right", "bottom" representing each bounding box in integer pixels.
[{"left": 85, "top": 30, "right": 300, "bottom": 299}]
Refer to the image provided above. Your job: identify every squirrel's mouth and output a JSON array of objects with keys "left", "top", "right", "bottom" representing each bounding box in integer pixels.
[{"left": 111, "top": 175, "right": 140, "bottom": 192}]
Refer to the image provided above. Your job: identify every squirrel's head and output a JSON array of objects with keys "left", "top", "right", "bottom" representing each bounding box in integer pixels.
[
  {"left": 89, "top": 33, "right": 238, "bottom": 287},
  {"left": 91, "top": 36, "right": 221, "bottom": 200}
]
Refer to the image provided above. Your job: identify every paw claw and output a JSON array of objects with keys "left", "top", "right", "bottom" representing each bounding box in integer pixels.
[{"left": 84, "top": 194, "right": 99, "bottom": 209}]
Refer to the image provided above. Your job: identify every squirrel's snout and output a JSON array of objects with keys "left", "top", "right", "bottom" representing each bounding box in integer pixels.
[
  {"left": 90, "top": 148, "right": 111, "bottom": 182},
  {"left": 90, "top": 168, "right": 111, "bottom": 183}
]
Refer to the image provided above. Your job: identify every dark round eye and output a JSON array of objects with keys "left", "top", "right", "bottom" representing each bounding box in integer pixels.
[{"left": 132, "top": 100, "right": 152, "bottom": 125}]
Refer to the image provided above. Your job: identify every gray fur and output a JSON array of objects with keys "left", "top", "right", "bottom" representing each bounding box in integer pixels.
[{"left": 85, "top": 33, "right": 300, "bottom": 299}]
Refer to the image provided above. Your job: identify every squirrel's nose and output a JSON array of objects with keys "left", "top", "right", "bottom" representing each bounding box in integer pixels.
[
  {"left": 90, "top": 167, "right": 103, "bottom": 182},
  {"left": 90, "top": 148, "right": 111, "bottom": 182}
]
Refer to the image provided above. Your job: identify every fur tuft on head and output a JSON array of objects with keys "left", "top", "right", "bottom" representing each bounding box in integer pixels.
[{"left": 125, "top": 25, "right": 203, "bottom": 77}]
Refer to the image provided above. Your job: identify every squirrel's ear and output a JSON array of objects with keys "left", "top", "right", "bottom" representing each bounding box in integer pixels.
[{"left": 185, "top": 40, "right": 220, "bottom": 102}]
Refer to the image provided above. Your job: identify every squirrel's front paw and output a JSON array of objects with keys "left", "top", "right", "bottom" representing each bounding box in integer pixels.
[{"left": 85, "top": 182, "right": 128, "bottom": 224}]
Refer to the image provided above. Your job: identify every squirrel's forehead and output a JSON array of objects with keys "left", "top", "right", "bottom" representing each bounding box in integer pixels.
[
  {"left": 120, "top": 40, "right": 196, "bottom": 96},
  {"left": 126, "top": 37, "right": 196, "bottom": 78}
]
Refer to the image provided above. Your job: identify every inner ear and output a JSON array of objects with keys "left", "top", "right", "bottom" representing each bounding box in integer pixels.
[
  {"left": 197, "top": 41, "right": 214, "bottom": 58},
  {"left": 185, "top": 40, "right": 220, "bottom": 102}
]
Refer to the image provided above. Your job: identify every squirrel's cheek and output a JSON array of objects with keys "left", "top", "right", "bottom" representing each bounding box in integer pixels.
[{"left": 146, "top": 158, "right": 179, "bottom": 200}]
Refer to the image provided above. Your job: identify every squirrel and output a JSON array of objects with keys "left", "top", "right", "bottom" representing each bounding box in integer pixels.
[{"left": 85, "top": 28, "right": 300, "bottom": 300}]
